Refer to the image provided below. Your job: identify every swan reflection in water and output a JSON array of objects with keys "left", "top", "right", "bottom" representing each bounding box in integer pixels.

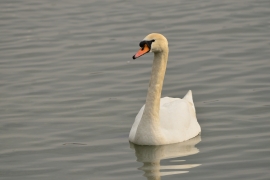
[{"left": 130, "top": 135, "right": 201, "bottom": 179}]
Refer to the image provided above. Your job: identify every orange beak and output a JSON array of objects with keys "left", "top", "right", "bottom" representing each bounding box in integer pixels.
[{"left": 132, "top": 44, "right": 150, "bottom": 59}]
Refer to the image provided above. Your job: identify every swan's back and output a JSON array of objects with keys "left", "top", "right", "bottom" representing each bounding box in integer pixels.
[{"left": 129, "top": 90, "right": 201, "bottom": 144}]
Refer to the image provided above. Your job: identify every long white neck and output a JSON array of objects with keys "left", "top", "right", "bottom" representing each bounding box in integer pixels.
[
  {"left": 133, "top": 46, "right": 169, "bottom": 145},
  {"left": 141, "top": 49, "right": 169, "bottom": 126},
  {"left": 135, "top": 49, "right": 169, "bottom": 145}
]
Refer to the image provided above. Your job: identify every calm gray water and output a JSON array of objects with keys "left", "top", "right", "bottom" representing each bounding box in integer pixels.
[{"left": 1, "top": 0, "right": 270, "bottom": 180}]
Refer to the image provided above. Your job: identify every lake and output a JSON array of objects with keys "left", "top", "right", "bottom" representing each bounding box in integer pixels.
[{"left": 1, "top": 0, "right": 270, "bottom": 180}]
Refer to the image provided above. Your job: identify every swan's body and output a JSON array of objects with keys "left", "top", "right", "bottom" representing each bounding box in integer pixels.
[{"left": 129, "top": 33, "right": 201, "bottom": 145}]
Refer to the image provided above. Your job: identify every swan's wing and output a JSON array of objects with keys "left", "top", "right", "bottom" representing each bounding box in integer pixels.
[
  {"left": 159, "top": 94, "right": 200, "bottom": 142},
  {"left": 129, "top": 91, "right": 201, "bottom": 143},
  {"left": 160, "top": 97, "right": 192, "bottom": 131}
]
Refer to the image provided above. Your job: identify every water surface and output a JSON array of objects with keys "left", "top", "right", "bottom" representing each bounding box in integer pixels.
[{"left": 1, "top": 0, "right": 270, "bottom": 180}]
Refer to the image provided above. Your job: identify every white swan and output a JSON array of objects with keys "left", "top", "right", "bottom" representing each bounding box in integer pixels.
[{"left": 129, "top": 33, "right": 201, "bottom": 145}]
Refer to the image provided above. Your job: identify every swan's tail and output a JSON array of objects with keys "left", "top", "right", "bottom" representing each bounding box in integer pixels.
[
  {"left": 183, "top": 90, "right": 193, "bottom": 103},
  {"left": 183, "top": 90, "right": 196, "bottom": 112}
]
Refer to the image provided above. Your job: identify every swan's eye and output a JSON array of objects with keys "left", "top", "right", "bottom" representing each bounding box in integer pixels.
[
  {"left": 139, "top": 40, "right": 155, "bottom": 50},
  {"left": 139, "top": 41, "right": 146, "bottom": 48},
  {"left": 146, "top": 40, "right": 155, "bottom": 49}
]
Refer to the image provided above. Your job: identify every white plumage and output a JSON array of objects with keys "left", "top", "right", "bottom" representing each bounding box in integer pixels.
[{"left": 129, "top": 33, "right": 201, "bottom": 145}]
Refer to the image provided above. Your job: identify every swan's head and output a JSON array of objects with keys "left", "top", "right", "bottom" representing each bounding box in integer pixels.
[{"left": 132, "top": 33, "right": 168, "bottom": 59}]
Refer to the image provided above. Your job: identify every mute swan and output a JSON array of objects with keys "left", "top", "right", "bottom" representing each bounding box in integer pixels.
[{"left": 129, "top": 33, "right": 201, "bottom": 145}]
